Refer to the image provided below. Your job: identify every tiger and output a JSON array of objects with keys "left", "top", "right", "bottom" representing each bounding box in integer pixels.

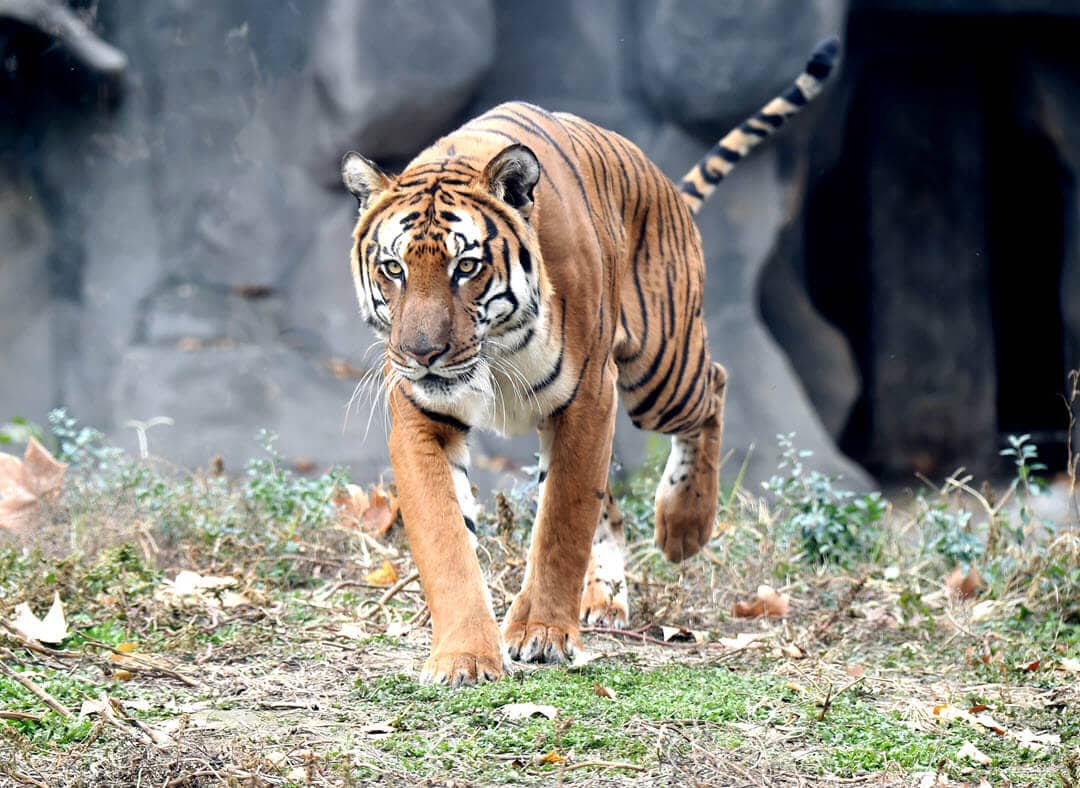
[{"left": 342, "top": 38, "right": 839, "bottom": 687}]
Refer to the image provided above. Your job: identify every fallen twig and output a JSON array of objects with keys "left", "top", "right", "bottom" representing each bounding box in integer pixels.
[
  {"left": 0, "top": 710, "right": 42, "bottom": 722},
  {"left": 0, "top": 657, "right": 73, "bottom": 720},
  {"left": 80, "top": 639, "right": 200, "bottom": 687}
]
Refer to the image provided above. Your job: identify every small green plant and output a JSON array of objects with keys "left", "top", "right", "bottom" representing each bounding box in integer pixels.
[
  {"left": 763, "top": 433, "right": 886, "bottom": 566},
  {"left": 920, "top": 499, "right": 981, "bottom": 570},
  {"left": 0, "top": 416, "right": 46, "bottom": 446},
  {"left": 243, "top": 430, "right": 347, "bottom": 530}
]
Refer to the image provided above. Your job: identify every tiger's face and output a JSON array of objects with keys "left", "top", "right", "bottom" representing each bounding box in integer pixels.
[{"left": 343, "top": 145, "right": 543, "bottom": 406}]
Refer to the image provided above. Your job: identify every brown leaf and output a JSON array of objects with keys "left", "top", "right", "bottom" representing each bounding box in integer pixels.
[
  {"left": 732, "top": 585, "right": 790, "bottom": 618},
  {"left": 536, "top": 749, "right": 565, "bottom": 765},
  {"left": 335, "top": 484, "right": 399, "bottom": 537},
  {"left": 22, "top": 437, "right": 66, "bottom": 498},
  {"left": 365, "top": 560, "right": 398, "bottom": 587},
  {"left": 945, "top": 565, "right": 982, "bottom": 599},
  {"left": 0, "top": 439, "right": 67, "bottom": 530},
  {"left": 363, "top": 486, "right": 399, "bottom": 536},
  {"left": 1015, "top": 658, "right": 1040, "bottom": 672},
  {"left": 593, "top": 683, "right": 617, "bottom": 699}
]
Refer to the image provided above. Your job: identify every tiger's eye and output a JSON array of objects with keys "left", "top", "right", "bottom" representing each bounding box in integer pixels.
[
  {"left": 383, "top": 261, "right": 403, "bottom": 277},
  {"left": 457, "top": 259, "right": 477, "bottom": 275}
]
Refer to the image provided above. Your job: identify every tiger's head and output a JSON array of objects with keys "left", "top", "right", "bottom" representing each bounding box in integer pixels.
[{"left": 342, "top": 145, "right": 544, "bottom": 407}]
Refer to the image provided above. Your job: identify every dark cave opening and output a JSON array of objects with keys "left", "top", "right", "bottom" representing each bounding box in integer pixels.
[{"left": 802, "top": 8, "right": 1076, "bottom": 479}]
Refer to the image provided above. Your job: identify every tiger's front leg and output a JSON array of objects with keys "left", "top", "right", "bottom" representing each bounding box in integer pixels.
[
  {"left": 503, "top": 366, "right": 617, "bottom": 663},
  {"left": 388, "top": 389, "right": 503, "bottom": 687}
]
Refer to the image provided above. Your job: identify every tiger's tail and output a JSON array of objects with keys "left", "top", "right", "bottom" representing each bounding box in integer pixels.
[{"left": 677, "top": 36, "right": 840, "bottom": 215}]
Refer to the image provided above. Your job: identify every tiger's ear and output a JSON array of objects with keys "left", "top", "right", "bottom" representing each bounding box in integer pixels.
[
  {"left": 483, "top": 144, "right": 540, "bottom": 220},
  {"left": 341, "top": 152, "right": 391, "bottom": 212}
]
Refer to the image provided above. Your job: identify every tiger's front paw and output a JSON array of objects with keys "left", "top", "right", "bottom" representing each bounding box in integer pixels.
[
  {"left": 420, "top": 649, "right": 504, "bottom": 688},
  {"left": 420, "top": 618, "right": 506, "bottom": 688},
  {"left": 503, "top": 621, "right": 581, "bottom": 664},
  {"left": 503, "top": 594, "right": 581, "bottom": 664}
]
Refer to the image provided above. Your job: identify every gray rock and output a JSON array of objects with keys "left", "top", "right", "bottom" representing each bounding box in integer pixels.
[
  {"left": 639, "top": 0, "right": 845, "bottom": 133},
  {"left": 283, "top": 201, "right": 369, "bottom": 361},
  {"left": 467, "top": 0, "right": 654, "bottom": 141},
  {"left": 109, "top": 344, "right": 392, "bottom": 475},
  {"left": 759, "top": 173, "right": 861, "bottom": 440},
  {"left": 304, "top": 0, "right": 496, "bottom": 178},
  {"left": 0, "top": 0, "right": 126, "bottom": 76},
  {"left": 141, "top": 282, "right": 282, "bottom": 346},
  {"left": 0, "top": 168, "right": 54, "bottom": 422}
]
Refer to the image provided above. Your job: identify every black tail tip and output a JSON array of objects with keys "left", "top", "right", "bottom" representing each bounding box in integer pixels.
[{"left": 807, "top": 36, "right": 841, "bottom": 79}]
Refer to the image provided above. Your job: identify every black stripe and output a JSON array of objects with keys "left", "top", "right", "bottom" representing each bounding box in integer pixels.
[
  {"left": 699, "top": 162, "right": 724, "bottom": 186},
  {"left": 714, "top": 145, "right": 742, "bottom": 163},
  {"left": 548, "top": 356, "right": 590, "bottom": 419},
  {"left": 463, "top": 516, "right": 476, "bottom": 534},
  {"left": 739, "top": 121, "right": 769, "bottom": 138},
  {"left": 781, "top": 83, "right": 808, "bottom": 107},
  {"left": 531, "top": 298, "right": 567, "bottom": 394},
  {"left": 404, "top": 393, "right": 470, "bottom": 432},
  {"left": 680, "top": 182, "right": 705, "bottom": 200},
  {"left": 756, "top": 111, "right": 785, "bottom": 128}
]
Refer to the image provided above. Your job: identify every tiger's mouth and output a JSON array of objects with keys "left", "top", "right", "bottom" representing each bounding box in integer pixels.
[{"left": 411, "top": 360, "right": 482, "bottom": 395}]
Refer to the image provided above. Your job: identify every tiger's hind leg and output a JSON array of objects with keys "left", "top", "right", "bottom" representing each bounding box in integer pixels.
[
  {"left": 579, "top": 487, "right": 628, "bottom": 628},
  {"left": 653, "top": 362, "right": 727, "bottom": 562}
]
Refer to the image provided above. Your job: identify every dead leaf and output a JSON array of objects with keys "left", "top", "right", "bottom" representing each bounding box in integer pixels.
[
  {"left": 593, "top": 683, "right": 616, "bottom": 699},
  {"left": 957, "top": 741, "right": 991, "bottom": 765},
  {"left": 1008, "top": 727, "right": 1060, "bottom": 751},
  {"left": 169, "top": 570, "right": 237, "bottom": 596},
  {"left": 732, "top": 585, "right": 790, "bottom": 618},
  {"left": 365, "top": 560, "right": 399, "bottom": 587},
  {"left": 498, "top": 703, "right": 558, "bottom": 720},
  {"left": 945, "top": 565, "right": 982, "bottom": 599},
  {"left": 780, "top": 643, "right": 807, "bottom": 659},
  {"left": 22, "top": 438, "right": 66, "bottom": 497},
  {"left": 1015, "top": 658, "right": 1040, "bottom": 672},
  {"left": 1058, "top": 657, "right": 1080, "bottom": 673},
  {"left": 717, "top": 632, "right": 771, "bottom": 650},
  {"left": 10, "top": 592, "right": 69, "bottom": 644},
  {"left": 536, "top": 749, "right": 565, "bottom": 765},
  {"left": 363, "top": 486, "right": 398, "bottom": 536},
  {"left": 360, "top": 720, "right": 398, "bottom": 738},
  {"left": 845, "top": 663, "right": 865, "bottom": 677},
  {"left": 0, "top": 438, "right": 67, "bottom": 529},
  {"left": 220, "top": 590, "right": 251, "bottom": 609},
  {"left": 338, "top": 622, "right": 366, "bottom": 639},
  {"left": 336, "top": 483, "right": 399, "bottom": 536}
]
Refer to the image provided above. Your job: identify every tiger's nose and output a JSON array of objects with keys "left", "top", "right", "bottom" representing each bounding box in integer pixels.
[{"left": 401, "top": 338, "right": 449, "bottom": 367}]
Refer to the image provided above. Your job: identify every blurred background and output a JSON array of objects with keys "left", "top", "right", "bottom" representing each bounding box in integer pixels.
[{"left": 1, "top": 0, "right": 1077, "bottom": 492}]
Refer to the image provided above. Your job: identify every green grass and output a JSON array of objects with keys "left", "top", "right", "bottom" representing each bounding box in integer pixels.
[{"left": 350, "top": 660, "right": 1067, "bottom": 784}]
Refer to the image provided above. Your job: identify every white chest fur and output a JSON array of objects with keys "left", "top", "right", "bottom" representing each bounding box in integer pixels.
[{"left": 409, "top": 305, "right": 571, "bottom": 436}]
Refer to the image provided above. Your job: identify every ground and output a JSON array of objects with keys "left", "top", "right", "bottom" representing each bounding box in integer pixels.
[{"left": 0, "top": 417, "right": 1077, "bottom": 787}]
